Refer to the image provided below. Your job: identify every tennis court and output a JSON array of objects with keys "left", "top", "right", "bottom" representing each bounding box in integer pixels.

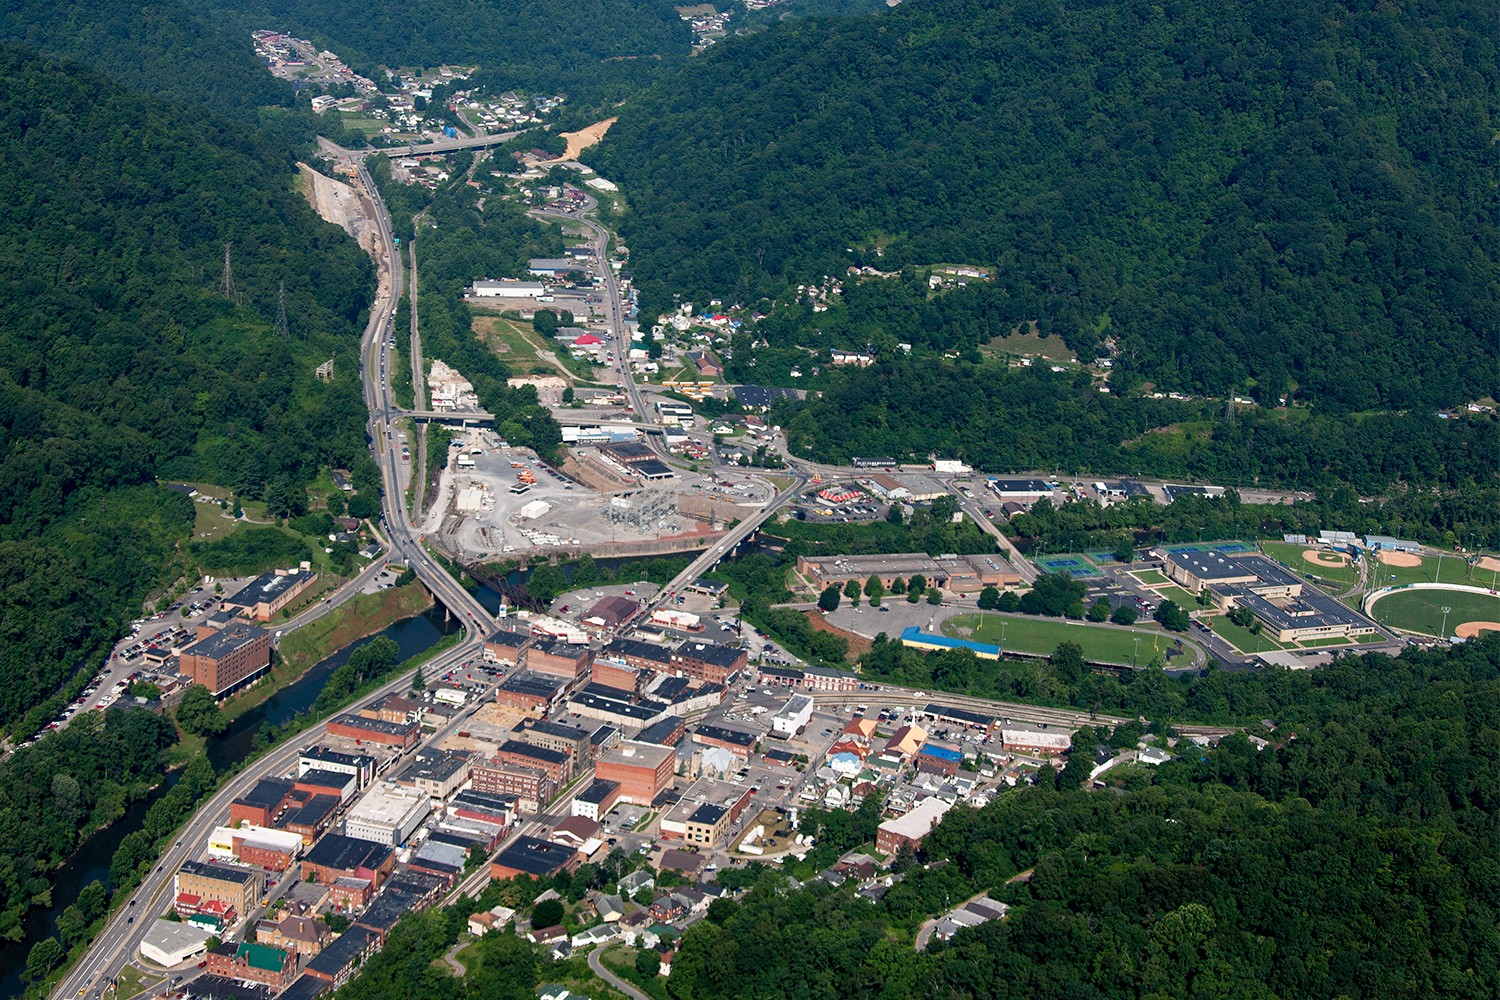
[
  {"left": 1034, "top": 555, "right": 1101, "bottom": 578},
  {"left": 1162, "top": 541, "right": 1254, "bottom": 555}
]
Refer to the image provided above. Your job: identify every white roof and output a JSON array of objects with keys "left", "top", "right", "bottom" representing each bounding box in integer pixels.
[
  {"left": 1002, "top": 729, "right": 1072, "bottom": 749},
  {"left": 139, "top": 919, "right": 213, "bottom": 966},
  {"left": 346, "top": 783, "right": 430, "bottom": 828},
  {"left": 877, "top": 796, "right": 953, "bottom": 840}
]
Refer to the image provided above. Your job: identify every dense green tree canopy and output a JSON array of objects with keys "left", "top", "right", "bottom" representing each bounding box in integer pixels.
[{"left": 592, "top": 0, "right": 1499, "bottom": 412}]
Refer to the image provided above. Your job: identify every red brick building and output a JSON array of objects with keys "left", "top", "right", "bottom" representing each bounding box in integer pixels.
[
  {"left": 203, "top": 941, "right": 296, "bottom": 990},
  {"left": 595, "top": 740, "right": 675, "bottom": 806},
  {"left": 177, "top": 621, "right": 272, "bottom": 697},
  {"left": 669, "top": 642, "right": 746, "bottom": 685},
  {"left": 491, "top": 740, "right": 573, "bottom": 784},
  {"left": 470, "top": 759, "right": 555, "bottom": 812},
  {"left": 326, "top": 713, "right": 420, "bottom": 749},
  {"left": 525, "top": 637, "right": 594, "bottom": 683}
]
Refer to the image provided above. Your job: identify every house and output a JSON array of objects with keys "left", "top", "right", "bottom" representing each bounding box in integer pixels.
[
  {"left": 468, "top": 905, "right": 516, "bottom": 936},
  {"left": 876, "top": 797, "right": 953, "bottom": 856},
  {"left": 618, "top": 870, "right": 655, "bottom": 898},
  {"left": 593, "top": 894, "right": 627, "bottom": 923}
]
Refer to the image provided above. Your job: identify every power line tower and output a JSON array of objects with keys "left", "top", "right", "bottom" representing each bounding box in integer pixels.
[
  {"left": 219, "top": 243, "right": 240, "bottom": 304},
  {"left": 273, "top": 281, "right": 291, "bottom": 340}
]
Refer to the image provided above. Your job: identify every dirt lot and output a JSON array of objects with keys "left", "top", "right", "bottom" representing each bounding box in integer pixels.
[
  {"left": 555, "top": 118, "right": 617, "bottom": 161},
  {"left": 806, "top": 611, "right": 872, "bottom": 659}
]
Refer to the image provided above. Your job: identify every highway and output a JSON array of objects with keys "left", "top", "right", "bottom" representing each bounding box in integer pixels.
[
  {"left": 56, "top": 143, "right": 498, "bottom": 1000},
  {"left": 373, "top": 130, "right": 522, "bottom": 157}
]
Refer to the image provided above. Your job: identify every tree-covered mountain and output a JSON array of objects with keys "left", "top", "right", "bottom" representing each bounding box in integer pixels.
[
  {"left": 0, "top": 1, "right": 296, "bottom": 118},
  {"left": 229, "top": 0, "right": 693, "bottom": 102},
  {"left": 0, "top": 43, "right": 374, "bottom": 733},
  {"left": 590, "top": 0, "right": 1499, "bottom": 412}
]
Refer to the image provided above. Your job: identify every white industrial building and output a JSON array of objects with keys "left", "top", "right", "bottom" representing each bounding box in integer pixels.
[
  {"left": 343, "top": 783, "right": 431, "bottom": 846},
  {"left": 469, "top": 279, "right": 547, "bottom": 298},
  {"left": 139, "top": 919, "right": 214, "bottom": 967},
  {"left": 771, "top": 694, "right": 815, "bottom": 737},
  {"left": 519, "top": 499, "right": 552, "bottom": 520},
  {"left": 206, "top": 824, "right": 305, "bottom": 863}
]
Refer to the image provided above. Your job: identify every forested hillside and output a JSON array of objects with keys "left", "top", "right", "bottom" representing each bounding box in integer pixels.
[
  {"left": 591, "top": 0, "right": 1499, "bottom": 412},
  {"left": 0, "top": 1, "right": 294, "bottom": 118},
  {"left": 0, "top": 44, "right": 373, "bottom": 732},
  {"left": 230, "top": 0, "right": 692, "bottom": 101},
  {"left": 663, "top": 636, "right": 1500, "bottom": 999}
]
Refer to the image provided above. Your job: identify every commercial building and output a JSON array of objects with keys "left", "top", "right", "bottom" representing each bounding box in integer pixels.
[
  {"left": 692, "top": 724, "right": 760, "bottom": 759},
  {"left": 207, "top": 824, "right": 305, "bottom": 872},
  {"left": 484, "top": 627, "right": 533, "bottom": 665},
  {"left": 595, "top": 740, "right": 675, "bottom": 805},
  {"left": 279, "top": 793, "right": 341, "bottom": 845},
  {"left": 305, "top": 929, "right": 377, "bottom": 987},
  {"left": 257, "top": 914, "right": 331, "bottom": 957},
  {"left": 525, "top": 636, "right": 594, "bottom": 682},
  {"left": 592, "top": 657, "right": 645, "bottom": 694},
  {"left": 230, "top": 777, "right": 295, "bottom": 828},
  {"left": 301, "top": 835, "right": 395, "bottom": 888},
  {"left": 516, "top": 719, "right": 593, "bottom": 771},
  {"left": 495, "top": 672, "right": 564, "bottom": 713},
  {"left": 572, "top": 779, "right": 621, "bottom": 822},
  {"left": 490, "top": 835, "right": 579, "bottom": 881},
  {"left": 602, "top": 636, "right": 675, "bottom": 673},
  {"left": 585, "top": 596, "right": 642, "bottom": 631},
  {"left": 343, "top": 784, "right": 431, "bottom": 846},
  {"left": 177, "top": 621, "right": 272, "bottom": 697},
  {"left": 796, "top": 553, "right": 1019, "bottom": 593},
  {"left": 568, "top": 687, "right": 670, "bottom": 729},
  {"left": 669, "top": 642, "right": 746, "bottom": 684},
  {"left": 139, "top": 919, "right": 214, "bottom": 967},
  {"left": 986, "top": 478, "right": 1054, "bottom": 499},
  {"left": 658, "top": 778, "right": 753, "bottom": 846},
  {"left": 469, "top": 279, "right": 548, "bottom": 298},
  {"left": 299, "top": 747, "right": 377, "bottom": 789},
  {"left": 917, "top": 740, "right": 963, "bottom": 777},
  {"left": 204, "top": 941, "right": 296, "bottom": 990},
  {"left": 770, "top": 694, "right": 815, "bottom": 737},
  {"left": 1001, "top": 729, "right": 1072, "bottom": 756},
  {"left": 450, "top": 789, "right": 518, "bottom": 829},
  {"left": 294, "top": 769, "right": 359, "bottom": 804},
  {"left": 492, "top": 740, "right": 573, "bottom": 784},
  {"left": 327, "top": 714, "right": 420, "bottom": 749},
  {"left": 394, "top": 749, "right": 472, "bottom": 802},
  {"left": 875, "top": 797, "right": 953, "bottom": 855},
  {"left": 223, "top": 567, "right": 318, "bottom": 621},
  {"left": 470, "top": 758, "right": 556, "bottom": 813},
  {"left": 175, "top": 860, "right": 264, "bottom": 922}
]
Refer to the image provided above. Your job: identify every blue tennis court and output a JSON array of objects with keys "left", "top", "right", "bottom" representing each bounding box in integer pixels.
[
  {"left": 1163, "top": 541, "right": 1253, "bottom": 555},
  {"left": 1035, "top": 555, "right": 1100, "bottom": 578}
]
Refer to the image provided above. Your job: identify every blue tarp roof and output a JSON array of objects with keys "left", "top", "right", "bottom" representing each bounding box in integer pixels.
[{"left": 899, "top": 626, "right": 1001, "bottom": 657}]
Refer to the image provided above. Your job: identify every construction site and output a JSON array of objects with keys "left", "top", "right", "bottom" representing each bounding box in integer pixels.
[{"left": 423, "top": 431, "right": 769, "bottom": 562}]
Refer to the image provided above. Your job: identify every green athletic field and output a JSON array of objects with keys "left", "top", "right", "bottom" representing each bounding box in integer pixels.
[
  {"left": 1369, "top": 552, "right": 1480, "bottom": 589},
  {"left": 1261, "top": 541, "right": 1359, "bottom": 586},
  {"left": 942, "top": 612, "right": 1182, "bottom": 665},
  {"left": 1367, "top": 588, "right": 1500, "bottom": 638}
]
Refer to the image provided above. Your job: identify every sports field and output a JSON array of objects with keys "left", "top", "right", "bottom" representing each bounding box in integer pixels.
[
  {"left": 942, "top": 612, "right": 1179, "bottom": 665},
  {"left": 1370, "top": 552, "right": 1477, "bottom": 589},
  {"left": 1261, "top": 541, "right": 1359, "bottom": 587},
  {"left": 1130, "top": 569, "right": 1169, "bottom": 585},
  {"left": 1367, "top": 588, "right": 1500, "bottom": 638}
]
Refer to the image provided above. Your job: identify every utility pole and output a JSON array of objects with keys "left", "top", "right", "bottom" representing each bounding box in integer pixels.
[
  {"left": 1440, "top": 606, "right": 1452, "bottom": 641},
  {"left": 220, "top": 242, "right": 239, "bottom": 303},
  {"left": 274, "top": 281, "right": 290, "bottom": 340}
]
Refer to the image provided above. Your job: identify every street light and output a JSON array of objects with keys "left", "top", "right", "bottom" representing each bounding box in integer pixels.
[
  {"left": 1441, "top": 606, "right": 1452, "bottom": 640},
  {"left": 1132, "top": 636, "right": 1140, "bottom": 667}
]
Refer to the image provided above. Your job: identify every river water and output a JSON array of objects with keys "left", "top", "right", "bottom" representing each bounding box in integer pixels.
[{"left": 0, "top": 589, "right": 486, "bottom": 997}]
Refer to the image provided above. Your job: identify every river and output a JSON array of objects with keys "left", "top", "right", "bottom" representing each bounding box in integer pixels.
[{"left": 0, "top": 593, "right": 477, "bottom": 997}]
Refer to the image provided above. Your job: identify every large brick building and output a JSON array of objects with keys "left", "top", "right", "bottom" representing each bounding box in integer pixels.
[
  {"left": 300, "top": 834, "right": 395, "bottom": 889},
  {"left": 525, "top": 637, "right": 594, "bottom": 682},
  {"left": 470, "top": 759, "right": 555, "bottom": 813},
  {"left": 490, "top": 835, "right": 578, "bottom": 882},
  {"left": 177, "top": 621, "right": 272, "bottom": 697},
  {"left": 595, "top": 740, "right": 675, "bottom": 806},
  {"left": 669, "top": 642, "right": 746, "bottom": 684},
  {"left": 326, "top": 713, "right": 420, "bottom": 749},
  {"left": 515, "top": 719, "right": 593, "bottom": 771},
  {"left": 484, "top": 627, "right": 533, "bottom": 665},
  {"left": 494, "top": 672, "right": 563, "bottom": 713},
  {"left": 222, "top": 566, "right": 318, "bottom": 621},
  {"left": 491, "top": 740, "right": 572, "bottom": 784},
  {"left": 175, "top": 860, "right": 264, "bottom": 922},
  {"left": 203, "top": 941, "right": 296, "bottom": 990}
]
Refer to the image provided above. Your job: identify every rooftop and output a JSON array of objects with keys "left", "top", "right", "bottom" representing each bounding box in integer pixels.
[
  {"left": 179, "top": 860, "right": 260, "bottom": 886},
  {"left": 181, "top": 621, "right": 267, "bottom": 660},
  {"left": 576, "top": 778, "right": 620, "bottom": 805},
  {"left": 303, "top": 834, "right": 393, "bottom": 873},
  {"left": 330, "top": 713, "right": 418, "bottom": 738},
  {"left": 396, "top": 749, "right": 471, "bottom": 785},
  {"left": 493, "top": 835, "right": 576, "bottom": 876},
  {"left": 498, "top": 740, "right": 571, "bottom": 767},
  {"left": 599, "top": 739, "right": 674, "bottom": 769},
  {"left": 693, "top": 724, "right": 758, "bottom": 747},
  {"left": 228, "top": 568, "right": 315, "bottom": 609},
  {"left": 688, "top": 803, "right": 728, "bottom": 825},
  {"left": 675, "top": 642, "right": 744, "bottom": 668},
  {"left": 499, "top": 672, "right": 564, "bottom": 698},
  {"left": 235, "top": 777, "right": 294, "bottom": 811},
  {"left": 603, "top": 637, "right": 673, "bottom": 664},
  {"left": 300, "top": 746, "right": 375, "bottom": 770}
]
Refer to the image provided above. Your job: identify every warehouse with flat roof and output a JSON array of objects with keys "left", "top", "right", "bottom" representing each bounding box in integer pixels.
[{"left": 343, "top": 784, "right": 431, "bottom": 847}]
